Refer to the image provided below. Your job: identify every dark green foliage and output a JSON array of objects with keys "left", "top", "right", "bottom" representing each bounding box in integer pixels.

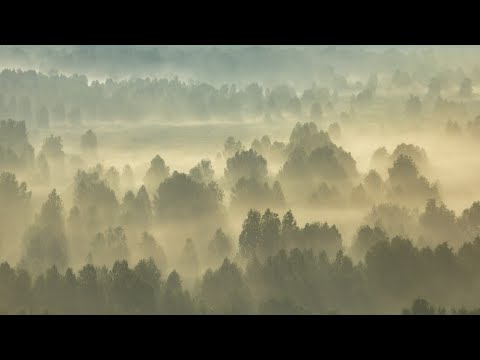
[
  {"left": 352, "top": 225, "right": 388, "bottom": 260},
  {"left": 0, "top": 119, "right": 34, "bottom": 170},
  {"left": 225, "top": 149, "right": 268, "bottom": 184},
  {"left": 279, "top": 123, "right": 357, "bottom": 191},
  {"left": 108, "top": 260, "right": 155, "bottom": 313},
  {"left": 74, "top": 169, "right": 118, "bottom": 230},
  {"left": 160, "top": 270, "right": 195, "bottom": 314},
  {"left": 144, "top": 155, "right": 170, "bottom": 193},
  {"left": 4, "top": 231, "right": 480, "bottom": 314},
  {"left": 153, "top": 171, "right": 223, "bottom": 221},
  {"left": 120, "top": 186, "right": 152, "bottom": 230},
  {"left": 0, "top": 172, "right": 31, "bottom": 251},
  {"left": 387, "top": 155, "right": 439, "bottom": 206},
  {"left": 223, "top": 136, "right": 244, "bottom": 158},
  {"left": 419, "top": 199, "right": 465, "bottom": 247},
  {"left": 0, "top": 119, "right": 30, "bottom": 156},
  {"left": 239, "top": 209, "right": 262, "bottom": 258},
  {"left": 288, "top": 122, "right": 331, "bottom": 154},
  {"left": 391, "top": 143, "right": 428, "bottom": 171},
  {"left": 402, "top": 298, "right": 436, "bottom": 315},
  {"left": 0, "top": 258, "right": 195, "bottom": 314},
  {"left": 239, "top": 209, "right": 342, "bottom": 260},
  {"left": 21, "top": 189, "right": 68, "bottom": 274},
  {"left": 200, "top": 259, "right": 253, "bottom": 314},
  {"left": 298, "top": 222, "right": 342, "bottom": 258},
  {"left": 230, "top": 177, "right": 285, "bottom": 212},
  {"left": 189, "top": 159, "right": 215, "bottom": 184}
]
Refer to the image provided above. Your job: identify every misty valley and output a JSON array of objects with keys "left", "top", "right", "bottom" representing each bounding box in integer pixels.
[{"left": 2, "top": 45, "right": 480, "bottom": 315}]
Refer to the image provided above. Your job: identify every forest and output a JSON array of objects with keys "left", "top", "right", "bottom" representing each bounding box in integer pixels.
[{"left": 2, "top": 45, "right": 480, "bottom": 314}]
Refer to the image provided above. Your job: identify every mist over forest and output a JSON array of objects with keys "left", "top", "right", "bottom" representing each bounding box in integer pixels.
[{"left": 3, "top": 45, "right": 480, "bottom": 314}]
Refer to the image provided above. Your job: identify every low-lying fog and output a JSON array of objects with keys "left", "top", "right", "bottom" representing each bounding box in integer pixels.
[{"left": 3, "top": 45, "right": 480, "bottom": 314}]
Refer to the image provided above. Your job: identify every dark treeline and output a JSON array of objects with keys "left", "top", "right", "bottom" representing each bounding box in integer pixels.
[
  {"left": 0, "top": 61, "right": 479, "bottom": 128},
  {"left": 4, "top": 219, "right": 480, "bottom": 314},
  {"left": 402, "top": 298, "right": 480, "bottom": 315}
]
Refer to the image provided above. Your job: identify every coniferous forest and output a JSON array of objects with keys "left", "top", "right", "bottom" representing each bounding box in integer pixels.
[{"left": 2, "top": 45, "right": 480, "bottom": 314}]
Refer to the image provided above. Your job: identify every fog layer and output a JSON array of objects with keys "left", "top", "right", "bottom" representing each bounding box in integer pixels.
[{"left": 2, "top": 45, "right": 480, "bottom": 314}]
